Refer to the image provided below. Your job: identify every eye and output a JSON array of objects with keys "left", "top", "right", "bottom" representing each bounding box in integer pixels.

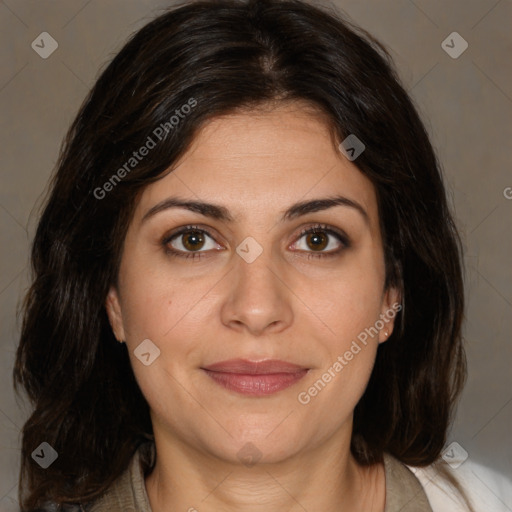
[
  {"left": 162, "top": 225, "right": 222, "bottom": 260},
  {"left": 291, "top": 224, "right": 350, "bottom": 259},
  {"left": 162, "top": 223, "right": 350, "bottom": 261}
]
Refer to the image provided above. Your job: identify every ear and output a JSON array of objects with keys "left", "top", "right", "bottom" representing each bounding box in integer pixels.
[
  {"left": 105, "top": 286, "right": 126, "bottom": 342},
  {"left": 378, "top": 286, "right": 401, "bottom": 344}
]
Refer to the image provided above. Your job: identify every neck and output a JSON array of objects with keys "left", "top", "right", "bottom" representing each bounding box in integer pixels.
[{"left": 145, "top": 430, "right": 385, "bottom": 512}]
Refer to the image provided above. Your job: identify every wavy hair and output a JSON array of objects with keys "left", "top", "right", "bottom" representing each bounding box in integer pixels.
[{"left": 14, "top": 0, "right": 467, "bottom": 509}]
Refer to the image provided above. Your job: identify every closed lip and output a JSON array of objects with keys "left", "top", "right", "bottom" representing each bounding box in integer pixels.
[{"left": 201, "top": 358, "right": 309, "bottom": 374}]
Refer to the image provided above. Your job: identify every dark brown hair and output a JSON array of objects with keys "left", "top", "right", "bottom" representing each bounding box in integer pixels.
[{"left": 14, "top": 0, "right": 467, "bottom": 509}]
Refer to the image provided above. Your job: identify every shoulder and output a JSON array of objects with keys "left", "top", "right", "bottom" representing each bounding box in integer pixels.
[
  {"left": 406, "top": 456, "right": 512, "bottom": 512},
  {"left": 86, "top": 444, "right": 153, "bottom": 512}
]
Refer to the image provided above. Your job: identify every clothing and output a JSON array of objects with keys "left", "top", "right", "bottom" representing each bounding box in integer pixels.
[
  {"left": 413, "top": 457, "right": 512, "bottom": 512},
  {"left": 86, "top": 442, "right": 433, "bottom": 512}
]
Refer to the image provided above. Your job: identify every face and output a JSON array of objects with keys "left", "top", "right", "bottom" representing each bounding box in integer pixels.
[{"left": 106, "top": 103, "right": 400, "bottom": 465}]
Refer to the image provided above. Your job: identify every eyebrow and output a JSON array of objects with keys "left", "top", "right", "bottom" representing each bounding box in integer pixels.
[{"left": 141, "top": 195, "right": 370, "bottom": 226}]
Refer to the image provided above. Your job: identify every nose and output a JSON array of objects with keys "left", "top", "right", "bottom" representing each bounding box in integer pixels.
[{"left": 220, "top": 248, "right": 294, "bottom": 337}]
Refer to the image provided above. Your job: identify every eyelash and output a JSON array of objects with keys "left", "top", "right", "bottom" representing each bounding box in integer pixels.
[{"left": 162, "top": 224, "right": 350, "bottom": 261}]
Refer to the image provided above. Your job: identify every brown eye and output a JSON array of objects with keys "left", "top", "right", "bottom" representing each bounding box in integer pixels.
[
  {"left": 304, "top": 232, "right": 329, "bottom": 251},
  {"left": 292, "top": 224, "right": 349, "bottom": 258},
  {"left": 163, "top": 226, "right": 221, "bottom": 259},
  {"left": 181, "top": 230, "right": 206, "bottom": 251}
]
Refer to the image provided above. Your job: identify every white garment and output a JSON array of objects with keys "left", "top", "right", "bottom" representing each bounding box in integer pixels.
[{"left": 408, "top": 458, "right": 512, "bottom": 512}]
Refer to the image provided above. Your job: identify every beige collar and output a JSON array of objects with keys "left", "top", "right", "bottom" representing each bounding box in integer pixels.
[
  {"left": 383, "top": 452, "right": 433, "bottom": 511},
  {"left": 88, "top": 443, "right": 432, "bottom": 512}
]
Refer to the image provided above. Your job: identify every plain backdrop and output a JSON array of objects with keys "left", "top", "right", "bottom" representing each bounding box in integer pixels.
[{"left": 1, "top": 0, "right": 511, "bottom": 510}]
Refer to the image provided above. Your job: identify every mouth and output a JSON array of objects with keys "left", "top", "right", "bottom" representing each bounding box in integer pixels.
[{"left": 201, "top": 359, "right": 310, "bottom": 396}]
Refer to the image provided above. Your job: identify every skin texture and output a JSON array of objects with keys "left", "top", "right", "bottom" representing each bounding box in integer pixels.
[{"left": 106, "top": 103, "right": 400, "bottom": 512}]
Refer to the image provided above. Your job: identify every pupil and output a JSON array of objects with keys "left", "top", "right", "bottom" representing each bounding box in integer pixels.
[
  {"left": 308, "top": 232, "right": 327, "bottom": 251},
  {"left": 184, "top": 231, "right": 204, "bottom": 251}
]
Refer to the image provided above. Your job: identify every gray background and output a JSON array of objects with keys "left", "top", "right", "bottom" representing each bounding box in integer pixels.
[{"left": 1, "top": 0, "right": 511, "bottom": 509}]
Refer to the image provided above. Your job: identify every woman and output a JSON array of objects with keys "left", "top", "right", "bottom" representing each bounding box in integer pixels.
[{"left": 13, "top": 0, "right": 470, "bottom": 510}]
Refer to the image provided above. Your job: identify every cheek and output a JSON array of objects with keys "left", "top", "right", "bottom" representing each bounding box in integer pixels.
[
  {"left": 119, "top": 279, "right": 173, "bottom": 343},
  {"left": 305, "top": 255, "right": 385, "bottom": 342},
  {"left": 118, "top": 268, "right": 203, "bottom": 410},
  {"left": 118, "top": 255, "right": 219, "bottom": 355},
  {"left": 296, "top": 250, "right": 384, "bottom": 407},
  {"left": 298, "top": 278, "right": 382, "bottom": 422},
  {"left": 117, "top": 244, "right": 177, "bottom": 338}
]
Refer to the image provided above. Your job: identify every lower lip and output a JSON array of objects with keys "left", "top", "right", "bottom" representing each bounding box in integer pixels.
[{"left": 202, "top": 369, "right": 309, "bottom": 396}]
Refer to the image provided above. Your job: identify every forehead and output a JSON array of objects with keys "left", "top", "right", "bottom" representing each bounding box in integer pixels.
[{"left": 133, "top": 104, "right": 379, "bottom": 230}]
